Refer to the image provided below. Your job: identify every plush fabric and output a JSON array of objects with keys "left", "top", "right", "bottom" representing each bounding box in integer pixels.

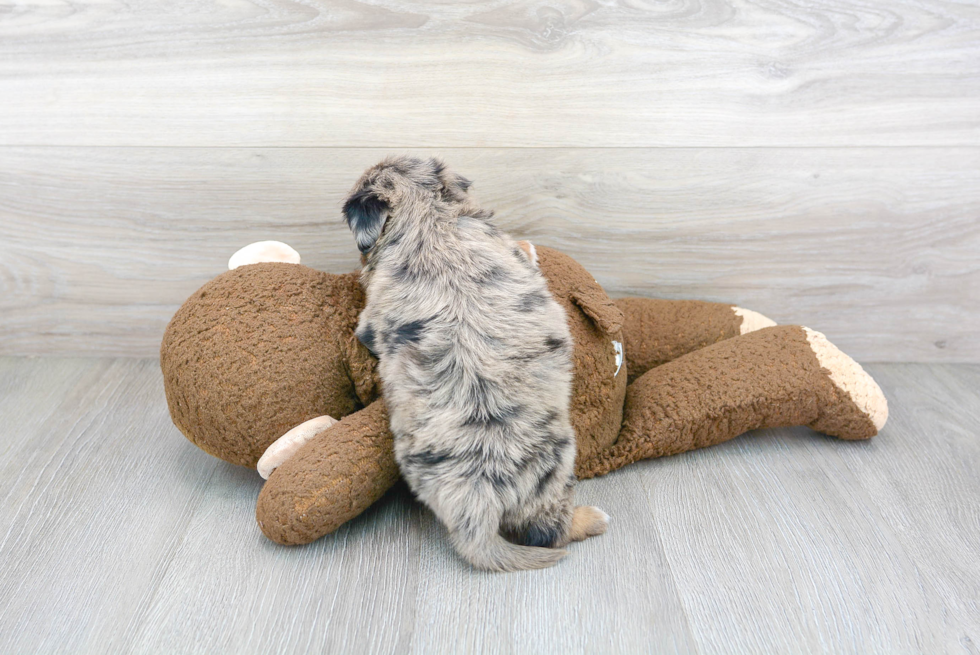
[{"left": 161, "top": 245, "right": 887, "bottom": 545}]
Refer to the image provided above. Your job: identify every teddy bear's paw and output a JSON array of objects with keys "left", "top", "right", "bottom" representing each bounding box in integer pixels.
[
  {"left": 257, "top": 414, "right": 339, "bottom": 479},
  {"left": 568, "top": 506, "right": 609, "bottom": 542},
  {"left": 733, "top": 306, "right": 777, "bottom": 334},
  {"left": 804, "top": 327, "right": 888, "bottom": 435}
]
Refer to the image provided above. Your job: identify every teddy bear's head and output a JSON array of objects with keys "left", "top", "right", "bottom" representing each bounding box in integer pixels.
[{"left": 160, "top": 263, "right": 375, "bottom": 467}]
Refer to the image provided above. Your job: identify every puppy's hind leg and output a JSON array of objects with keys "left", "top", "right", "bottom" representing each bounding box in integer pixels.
[
  {"left": 517, "top": 486, "right": 608, "bottom": 548},
  {"left": 567, "top": 505, "right": 609, "bottom": 543},
  {"left": 434, "top": 486, "right": 567, "bottom": 572}
]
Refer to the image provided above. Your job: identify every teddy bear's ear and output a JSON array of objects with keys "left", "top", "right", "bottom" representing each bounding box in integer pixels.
[
  {"left": 343, "top": 188, "right": 390, "bottom": 254},
  {"left": 571, "top": 284, "right": 624, "bottom": 336}
]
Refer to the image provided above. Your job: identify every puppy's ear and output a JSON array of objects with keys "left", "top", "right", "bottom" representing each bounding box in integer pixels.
[
  {"left": 343, "top": 189, "right": 390, "bottom": 254},
  {"left": 432, "top": 158, "right": 473, "bottom": 200},
  {"left": 453, "top": 174, "right": 472, "bottom": 193}
]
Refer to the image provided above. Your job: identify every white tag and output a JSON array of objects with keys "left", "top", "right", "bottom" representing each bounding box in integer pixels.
[{"left": 612, "top": 340, "right": 624, "bottom": 377}]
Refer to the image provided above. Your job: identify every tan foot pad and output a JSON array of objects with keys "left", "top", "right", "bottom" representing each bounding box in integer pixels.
[
  {"left": 257, "top": 415, "right": 339, "bottom": 479},
  {"left": 733, "top": 306, "right": 777, "bottom": 334},
  {"left": 804, "top": 328, "right": 888, "bottom": 432}
]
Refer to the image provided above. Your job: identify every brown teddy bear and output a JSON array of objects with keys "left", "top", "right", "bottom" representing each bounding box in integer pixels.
[{"left": 161, "top": 241, "right": 887, "bottom": 546}]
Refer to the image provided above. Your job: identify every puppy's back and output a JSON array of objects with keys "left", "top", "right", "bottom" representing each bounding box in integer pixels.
[
  {"left": 368, "top": 216, "right": 573, "bottom": 436},
  {"left": 347, "top": 157, "right": 579, "bottom": 571}
]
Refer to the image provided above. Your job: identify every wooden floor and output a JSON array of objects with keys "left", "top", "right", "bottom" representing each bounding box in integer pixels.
[{"left": 0, "top": 357, "right": 977, "bottom": 654}]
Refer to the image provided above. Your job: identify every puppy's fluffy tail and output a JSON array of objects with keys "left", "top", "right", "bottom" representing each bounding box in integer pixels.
[{"left": 454, "top": 531, "right": 566, "bottom": 572}]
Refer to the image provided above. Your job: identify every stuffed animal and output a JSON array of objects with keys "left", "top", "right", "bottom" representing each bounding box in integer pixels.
[{"left": 161, "top": 241, "right": 887, "bottom": 545}]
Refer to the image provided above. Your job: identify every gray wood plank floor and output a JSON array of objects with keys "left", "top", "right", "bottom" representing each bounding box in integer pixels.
[{"left": 0, "top": 357, "right": 977, "bottom": 654}]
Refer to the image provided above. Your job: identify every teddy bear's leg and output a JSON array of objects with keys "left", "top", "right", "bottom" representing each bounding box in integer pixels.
[
  {"left": 256, "top": 415, "right": 339, "bottom": 479},
  {"left": 614, "top": 298, "right": 776, "bottom": 383},
  {"left": 255, "top": 399, "right": 399, "bottom": 545},
  {"left": 576, "top": 325, "right": 887, "bottom": 480}
]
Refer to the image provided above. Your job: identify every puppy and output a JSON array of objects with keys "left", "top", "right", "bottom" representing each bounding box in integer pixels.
[{"left": 343, "top": 156, "right": 608, "bottom": 572}]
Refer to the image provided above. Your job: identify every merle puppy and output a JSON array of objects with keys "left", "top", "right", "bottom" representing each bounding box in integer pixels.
[{"left": 343, "top": 156, "right": 608, "bottom": 571}]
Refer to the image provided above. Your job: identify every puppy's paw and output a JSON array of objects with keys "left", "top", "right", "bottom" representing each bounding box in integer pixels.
[{"left": 569, "top": 505, "right": 609, "bottom": 542}]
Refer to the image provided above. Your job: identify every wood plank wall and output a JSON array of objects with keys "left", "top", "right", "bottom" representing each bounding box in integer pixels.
[{"left": 1, "top": 1, "right": 978, "bottom": 361}]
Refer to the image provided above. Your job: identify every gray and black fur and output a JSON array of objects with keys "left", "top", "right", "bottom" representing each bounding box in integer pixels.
[{"left": 343, "top": 156, "right": 608, "bottom": 572}]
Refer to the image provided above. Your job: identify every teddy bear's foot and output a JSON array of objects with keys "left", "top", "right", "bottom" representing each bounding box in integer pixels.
[
  {"left": 804, "top": 327, "right": 888, "bottom": 438},
  {"left": 733, "top": 306, "right": 777, "bottom": 334},
  {"left": 257, "top": 415, "right": 338, "bottom": 479},
  {"left": 567, "top": 506, "right": 609, "bottom": 543}
]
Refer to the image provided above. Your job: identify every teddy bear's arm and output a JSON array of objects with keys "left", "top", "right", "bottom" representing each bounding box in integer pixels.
[
  {"left": 577, "top": 325, "right": 887, "bottom": 479},
  {"left": 255, "top": 398, "right": 398, "bottom": 545},
  {"left": 613, "top": 298, "right": 775, "bottom": 383}
]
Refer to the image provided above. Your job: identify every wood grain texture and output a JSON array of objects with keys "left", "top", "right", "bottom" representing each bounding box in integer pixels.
[
  {"left": 2, "top": 147, "right": 977, "bottom": 361},
  {"left": 0, "top": 358, "right": 978, "bottom": 653},
  {"left": 1, "top": 0, "right": 978, "bottom": 147},
  {"left": 0, "top": 358, "right": 221, "bottom": 653},
  {"left": 404, "top": 464, "right": 698, "bottom": 655}
]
